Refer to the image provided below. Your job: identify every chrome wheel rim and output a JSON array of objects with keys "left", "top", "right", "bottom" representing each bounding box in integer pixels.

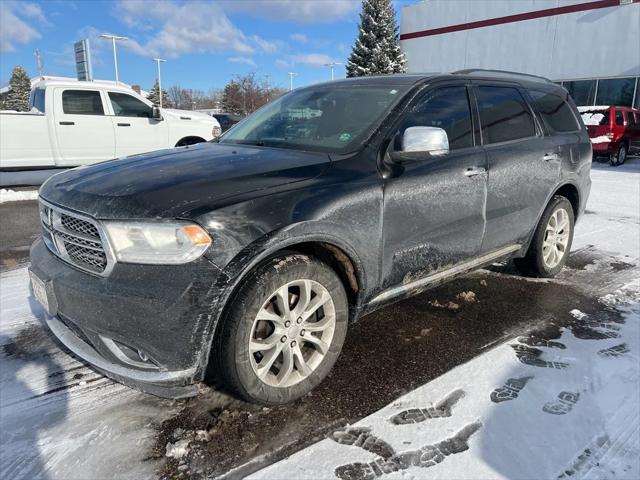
[
  {"left": 249, "top": 279, "right": 336, "bottom": 387},
  {"left": 543, "top": 207, "right": 570, "bottom": 269}
]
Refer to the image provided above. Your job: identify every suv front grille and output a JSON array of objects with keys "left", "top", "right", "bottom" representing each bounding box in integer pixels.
[{"left": 39, "top": 201, "right": 111, "bottom": 275}]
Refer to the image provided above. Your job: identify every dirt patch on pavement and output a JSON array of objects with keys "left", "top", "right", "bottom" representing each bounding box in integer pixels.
[{"left": 155, "top": 269, "right": 611, "bottom": 479}]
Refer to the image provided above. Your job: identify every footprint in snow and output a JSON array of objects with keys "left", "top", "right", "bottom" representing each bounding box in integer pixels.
[
  {"left": 388, "top": 389, "right": 464, "bottom": 425},
  {"left": 490, "top": 376, "right": 533, "bottom": 403},
  {"left": 543, "top": 391, "right": 580, "bottom": 415}
]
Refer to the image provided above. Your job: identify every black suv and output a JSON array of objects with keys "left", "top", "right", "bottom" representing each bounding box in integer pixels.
[{"left": 30, "top": 70, "right": 591, "bottom": 404}]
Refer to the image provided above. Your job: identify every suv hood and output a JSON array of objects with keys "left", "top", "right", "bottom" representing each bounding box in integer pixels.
[{"left": 39, "top": 142, "right": 330, "bottom": 219}]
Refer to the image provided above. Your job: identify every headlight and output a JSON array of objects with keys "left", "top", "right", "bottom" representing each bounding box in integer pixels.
[
  {"left": 102, "top": 221, "right": 211, "bottom": 265},
  {"left": 212, "top": 125, "right": 222, "bottom": 137}
]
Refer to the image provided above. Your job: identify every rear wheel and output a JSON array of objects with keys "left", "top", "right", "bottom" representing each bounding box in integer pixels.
[
  {"left": 214, "top": 253, "right": 348, "bottom": 405},
  {"left": 610, "top": 143, "right": 627, "bottom": 166},
  {"left": 515, "top": 196, "right": 574, "bottom": 278}
]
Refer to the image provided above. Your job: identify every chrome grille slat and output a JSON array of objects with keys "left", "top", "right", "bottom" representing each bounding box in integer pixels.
[{"left": 39, "top": 200, "right": 111, "bottom": 275}]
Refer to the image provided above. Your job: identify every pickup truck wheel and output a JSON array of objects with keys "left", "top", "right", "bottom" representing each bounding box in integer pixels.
[
  {"left": 515, "top": 196, "right": 574, "bottom": 278},
  {"left": 175, "top": 136, "right": 205, "bottom": 147},
  {"left": 610, "top": 144, "right": 627, "bottom": 166},
  {"left": 214, "top": 253, "right": 348, "bottom": 405}
]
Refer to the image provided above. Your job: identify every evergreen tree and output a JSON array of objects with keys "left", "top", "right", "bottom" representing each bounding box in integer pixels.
[
  {"left": 221, "top": 80, "right": 243, "bottom": 114},
  {"left": 346, "top": 0, "right": 406, "bottom": 77},
  {"left": 146, "top": 80, "right": 170, "bottom": 107},
  {"left": 5, "top": 65, "right": 31, "bottom": 111}
]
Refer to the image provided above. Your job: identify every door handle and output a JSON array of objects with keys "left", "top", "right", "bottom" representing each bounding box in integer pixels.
[
  {"left": 59, "top": 121, "right": 75, "bottom": 125},
  {"left": 543, "top": 153, "right": 560, "bottom": 162},
  {"left": 464, "top": 167, "right": 487, "bottom": 178},
  {"left": 117, "top": 123, "right": 131, "bottom": 127}
]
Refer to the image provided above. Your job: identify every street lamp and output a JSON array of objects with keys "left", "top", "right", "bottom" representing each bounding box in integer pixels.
[
  {"left": 323, "top": 62, "right": 342, "bottom": 81},
  {"left": 100, "top": 34, "right": 128, "bottom": 83},
  {"left": 288, "top": 72, "right": 298, "bottom": 91},
  {"left": 153, "top": 58, "right": 166, "bottom": 107}
]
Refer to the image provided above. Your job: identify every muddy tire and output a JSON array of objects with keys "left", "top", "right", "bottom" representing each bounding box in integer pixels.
[
  {"left": 610, "top": 143, "right": 627, "bottom": 167},
  {"left": 213, "top": 253, "right": 348, "bottom": 405},
  {"left": 515, "top": 196, "right": 575, "bottom": 278}
]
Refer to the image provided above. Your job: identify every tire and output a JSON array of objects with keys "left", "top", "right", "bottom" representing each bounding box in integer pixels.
[
  {"left": 610, "top": 144, "right": 627, "bottom": 167},
  {"left": 213, "top": 253, "right": 348, "bottom": 405},
  {"left": 514, "top": 196, "right": 575, "bottom": 278}
]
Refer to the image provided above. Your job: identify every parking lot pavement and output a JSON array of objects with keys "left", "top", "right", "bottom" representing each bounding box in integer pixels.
[{"left": 0, "top": 158, "right": 638, "bottom": 480}]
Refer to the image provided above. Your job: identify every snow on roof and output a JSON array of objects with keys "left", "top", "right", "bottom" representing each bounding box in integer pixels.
[{"left": 577, "top": 105, "right": 611, "bottom": 112}]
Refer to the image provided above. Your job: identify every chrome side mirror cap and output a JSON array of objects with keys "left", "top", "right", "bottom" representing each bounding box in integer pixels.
[{"left": 402, "top": 126, "right": 449, "bottom": 156}]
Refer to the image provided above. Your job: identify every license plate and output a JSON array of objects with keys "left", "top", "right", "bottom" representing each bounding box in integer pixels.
[{"left": 30, "top": 271, "right": 51, "bottom": 315}]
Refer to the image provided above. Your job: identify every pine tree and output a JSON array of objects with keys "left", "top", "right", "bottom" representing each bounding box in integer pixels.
[
  {"left": 221, "top": 80, "right": 243, "bottom": 114},
  {"left": 5, "top": 65, "right": 31, "bottom": 111},
  {"left": 346, "top": 0, "right": 406, "bottom": 77},
  {"left": 147, "top": 80, "right": 170, "bottom": 107}
]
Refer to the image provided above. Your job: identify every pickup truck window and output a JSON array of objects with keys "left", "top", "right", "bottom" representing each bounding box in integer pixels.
[
  {"left": 220, "top": 85, "right": 409, "bottom": 153},
  {"left": 402, "top": 86, "right": 473, "bottom": 150},
  {"left": 477, "top": 86, "right": 536, "bottom": 144},
  {"left": 108, "top": 92, "right": 153, "bottom": 118},
  {"left": 529, "top": 90, "right": 580, "bottom": 134},
  {"left": 62, "top": 90, "right": 104, "bottom": 115},
  {"left": 29, "top": 88, "right": 46, "bottom": 113},
  {"left": 615, "top": 111, "right": 624, "bottom": 126}
]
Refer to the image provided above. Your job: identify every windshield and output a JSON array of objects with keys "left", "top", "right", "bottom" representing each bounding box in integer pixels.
[{"left": 220, "top": 85, "right": 408, "bottom": 153}]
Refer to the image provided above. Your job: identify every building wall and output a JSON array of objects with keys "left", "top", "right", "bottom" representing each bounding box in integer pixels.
[{"left": 400, "top": 0, "right": 640, "bottom": 81}]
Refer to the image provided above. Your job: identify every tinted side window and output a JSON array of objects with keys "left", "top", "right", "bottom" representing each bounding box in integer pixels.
[
  {"left": 403, "top": 86, "right": 473, "bottom": 150},
  {"left": 108, "top": 92, "right": 153, "bottom": 118},
  {"left": 62, "top": 90, "right": 104, "bottom": 115},
  {"left": 529, "top": 90, "right": 579, "bottom": 133},
  {"left": 477, "top": 86, "right": 536, "bottom": 144},
  {"left": 626, "top": 111, "right": 636, "bottom": 126},
  {"left": 615, "top": 111, "right": 624, "bottom": 126}
]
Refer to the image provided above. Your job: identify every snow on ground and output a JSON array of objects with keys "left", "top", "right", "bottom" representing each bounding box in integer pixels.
[
  {"left": 250, "top": 159, "right": 640, "bottom": 479},
  {"left": 0, "top": 189, "right": 39, "bottom": 203}
]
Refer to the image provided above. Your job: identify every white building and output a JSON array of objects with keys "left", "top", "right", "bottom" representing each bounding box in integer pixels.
[{"left": 400, "top": 0, "right": 640, "bottom": 107}]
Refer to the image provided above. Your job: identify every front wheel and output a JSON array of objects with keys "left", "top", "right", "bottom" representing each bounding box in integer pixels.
[
  {"left": 610, "top": 144, "right": 627, "bottom": 166},
  {"left": 515, "top": 196, "right": 575, "bottom": 278},
  {"left": 213, "top": 253, "right": 348, "bottom": 405}
]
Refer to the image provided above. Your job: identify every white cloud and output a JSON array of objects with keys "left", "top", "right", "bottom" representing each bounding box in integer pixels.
[
  {"left": 0, "top": 1, "right": 45, "bottom": 53},
  {"left": 221, "top": 0, "right": 358, "bottom": 23},
  {"left": 290, "top": 53, "right": 338, "bottom": 68},
  {"left": 228, "top": 56, "right": 257, "bottom": 68},
  {"left": 114, "top": 0, "right": 254, "bottom": 58},
  {"left": 290, "top": 33, "right": 308, "bottom": 44},
  {"left": 275, "top": 58, "right": 292, "bottom": 69},
  {"left": 252, "top": 35, "right": 281, "bottom": 54}
]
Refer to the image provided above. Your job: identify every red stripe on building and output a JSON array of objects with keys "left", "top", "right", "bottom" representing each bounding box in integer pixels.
[{"left": 400, "top": 0, "right": 638, "bottom": 40}]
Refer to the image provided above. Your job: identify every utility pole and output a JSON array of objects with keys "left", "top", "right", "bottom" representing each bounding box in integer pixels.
[
  {"left": 323, "top": 62, "right": 342, "bottom": 81},
  {"left": 100, "top": 34, "right": 128, "bottom": 83},
  {"left": 153, "top": 58, "right": 166, "bottom": 107},
  {"left": 34, "top": 49, "right": 43, "bottom": 78},
  {"left": 288, "top": 72, "right": 298, "bottom": 91},
  {"left": 264, "top": 74, "right": 271, "bottom": 102}
]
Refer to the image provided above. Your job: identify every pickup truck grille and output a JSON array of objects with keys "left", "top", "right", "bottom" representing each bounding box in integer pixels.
[{"left": 39, "top": 201, "right": 111, "bottom": 275}]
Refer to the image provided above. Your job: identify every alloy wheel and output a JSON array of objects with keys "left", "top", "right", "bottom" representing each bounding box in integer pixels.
[
  {"left": 542, "top": 207, "right": 571, "bottom": 269},
  {"left": 249, "top": 279, "right": 336, "bottom": 387}
]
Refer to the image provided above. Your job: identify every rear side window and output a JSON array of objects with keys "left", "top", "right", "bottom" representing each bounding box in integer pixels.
[
  {"left": 477, "top": 86, "right": 536, "bottom": 144},
  {"left": 62, "top": 90, "right": 104, "bottom": 115},
  {"left": 626, "top": 111, "right": 636, "bottom": 126},
  {"left": 29, "top": 88, "right": 46, "bottom": 113},
  {"left": 108, "top": 92, "right": 153, "bottom": 118},
  {"left": 403, "top": 86, "right": 473, "bottom": 150},
  {"left": 615, "top": 111, "right": 624, "bottom": 126},
  {"left": 529, "top": 90, "right": 579, "bottom": 133}
]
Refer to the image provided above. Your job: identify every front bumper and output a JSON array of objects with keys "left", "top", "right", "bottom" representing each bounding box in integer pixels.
[{"left": 30, "top": 238, "right": 226, "bottom": 399}]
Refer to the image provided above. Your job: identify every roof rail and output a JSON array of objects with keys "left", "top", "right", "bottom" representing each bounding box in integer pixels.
[{"left": 452, "top": 69, "right": 552, "bottom": 83}]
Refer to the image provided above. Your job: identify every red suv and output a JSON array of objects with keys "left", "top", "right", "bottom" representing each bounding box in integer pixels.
[{"left": 579, "top": 106, "right": 640, "bottom": 166}]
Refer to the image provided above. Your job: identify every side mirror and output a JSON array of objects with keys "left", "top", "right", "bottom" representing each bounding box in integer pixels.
[
  {"left": 152, "top": 105, "right": 163, "bottom": 121},
  {"left": 401, "top": 126, "right": 449, "bottom": 155}
]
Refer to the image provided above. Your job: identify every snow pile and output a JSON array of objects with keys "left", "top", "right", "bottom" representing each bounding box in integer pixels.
[
  {"left": 590, "top": 135, "right": 610, "bottom": 143},
  {"left": 0, "top": 188, "right": 38, "bottom": 203},
  {"left": 165, "top": 439, "right": 190, "bottom": 459}
]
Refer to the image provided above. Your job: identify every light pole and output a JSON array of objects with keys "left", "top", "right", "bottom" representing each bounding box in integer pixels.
[
  {"left": 153, "top": 58, "right": 166, "bottom": 107},
  {"left": 323, "top": 62, "right": 342, "bottom": 81},
  {"left": 100, "top": 34, "right": 128, "bottom": 83},
  {"left": 288, "top": 72, "right": 298, "bottom": 91}
]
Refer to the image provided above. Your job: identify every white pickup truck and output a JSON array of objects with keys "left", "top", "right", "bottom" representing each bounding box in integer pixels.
[{"left": 0, "top": 78, "right": 221, "bottom": 185}]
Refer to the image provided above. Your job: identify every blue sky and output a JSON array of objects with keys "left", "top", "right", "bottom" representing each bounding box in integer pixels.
[{"left": 0, "top": 0, "right": 408, "bottom": 92}]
